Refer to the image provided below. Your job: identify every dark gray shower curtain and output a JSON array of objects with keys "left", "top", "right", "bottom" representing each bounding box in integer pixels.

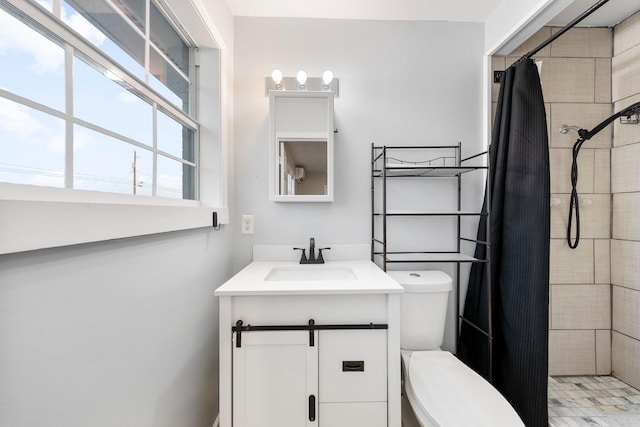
[{"left": 458, "top": 58, "right": 550, "bottom": 427}]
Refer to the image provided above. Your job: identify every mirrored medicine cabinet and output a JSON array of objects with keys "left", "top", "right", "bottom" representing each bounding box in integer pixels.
[{"left": 269, "top": 91, "right": 335, "bottom": 202}]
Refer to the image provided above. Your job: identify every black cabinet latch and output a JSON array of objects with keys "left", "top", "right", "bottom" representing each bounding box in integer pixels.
[{"left": 342, "top": 360, "right": 365, "bottom": 372}]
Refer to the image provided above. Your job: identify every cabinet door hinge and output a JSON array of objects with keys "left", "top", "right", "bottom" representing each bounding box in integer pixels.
[{"left": 234, "top": 320, "right": 243, "bottom": 348}]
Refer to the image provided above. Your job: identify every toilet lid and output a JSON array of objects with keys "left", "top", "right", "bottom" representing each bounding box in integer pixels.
[
  {"left": 386, "top": 270, "right": 452, "bottom": 292},
  {"left": 406, "top": 352, "right": 524, "bottom": 427}
]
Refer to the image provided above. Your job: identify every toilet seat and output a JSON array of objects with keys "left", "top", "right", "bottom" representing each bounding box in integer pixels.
[{"left": 402, "top": 351, "right": 524, "bottom": 427}]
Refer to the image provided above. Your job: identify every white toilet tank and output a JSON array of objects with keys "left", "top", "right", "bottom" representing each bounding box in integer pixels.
[{"left": 386, "top": 270, "right": 452, "bottom": 351}]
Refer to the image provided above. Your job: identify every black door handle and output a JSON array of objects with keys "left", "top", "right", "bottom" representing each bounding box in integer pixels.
[{"left": 308, "top": 394, "right": 316, "bottom": 421}]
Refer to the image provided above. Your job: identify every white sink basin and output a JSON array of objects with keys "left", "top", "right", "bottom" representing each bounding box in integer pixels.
[{"left": 264, "top": 265, "right": 357, "bottom": 281}]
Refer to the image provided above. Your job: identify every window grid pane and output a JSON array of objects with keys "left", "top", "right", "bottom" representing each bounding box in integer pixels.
[
  {"left": 157, "top": 155, "right": 195, "bottom": 200},
  {"left": 74, "top": 124, "right": 153, "bottom": 195},
  {"left": 73, "top": 55, "right": 153, "bottom": 146},
  {"left": 0, "top": 1, "right": 198, "bottom": 200},
  {"left": 62, "top": 0, "right": 146, "bottom": 80},
  {"left": 149, "top": 44, "right": 189, "bottom": 112},
  {"left": 110, "top": 0, "right": 145, "bottom": 33},
  {"left": 0, "top": 7, "right": 66, "bottom": 112},
  {"left": 149, "top": 1, "right": 189, "bottom": 74},
  {"left": 157, "top": 109, "right": 195, "bottom": 161},
  {"left": 0, "top": 97, "right": 66, "bottom": 188}
]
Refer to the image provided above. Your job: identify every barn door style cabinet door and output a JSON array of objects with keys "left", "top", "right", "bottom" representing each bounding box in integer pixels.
[
  {"left": 232, "top": 328, "right": 388, "bottom": 427},
  {"left": 232, "top": 330, "right": 318, "bottom": 427}
]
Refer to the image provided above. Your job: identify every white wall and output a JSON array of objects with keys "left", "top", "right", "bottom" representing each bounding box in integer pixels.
[
  {"left": 0, "top": 0, "right": 235, "bottom": 426},
  {"left": 0, "top": 228, "right": 233, "bottom": 427},
  {"left": 233, "top": 17, "right": 485, "bottom": 266},
  {"left": 485, "top": 0, "right": 573, "bottom": 54},
  {"left": 232, "top": 17, "right": 485, "bottom": 350}
]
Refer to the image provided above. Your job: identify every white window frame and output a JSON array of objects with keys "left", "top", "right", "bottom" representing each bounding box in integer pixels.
[{"left": 0, "top": 0, "right": 230, "bottom": 254}]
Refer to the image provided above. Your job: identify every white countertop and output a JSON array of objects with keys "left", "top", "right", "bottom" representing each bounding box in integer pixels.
[{"left": 214, "top": 260, "right": 404, "bottom": 296}]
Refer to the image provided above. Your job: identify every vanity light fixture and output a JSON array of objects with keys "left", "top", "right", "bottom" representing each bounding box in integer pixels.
[
  {"left": 264, "top": 70, "right": 339, "bottom": 96},
  {"left": 271, "top": 69, "right": 284, "bottom": 89},
  {"left": 322, "top": 70, "right": 334, "bottom": 89},
  {"left": 296, "top": 70, "right": 308, "bottom": 89}
]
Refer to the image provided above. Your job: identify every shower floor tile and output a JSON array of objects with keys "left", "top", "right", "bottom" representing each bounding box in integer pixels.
[{"left": 549, "top": 376, "right": 640, "bottom": 427}]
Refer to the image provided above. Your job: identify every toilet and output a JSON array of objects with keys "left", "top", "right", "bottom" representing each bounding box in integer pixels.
[{"left": 386, "top": 270, "right": 525, "bottom": 427}]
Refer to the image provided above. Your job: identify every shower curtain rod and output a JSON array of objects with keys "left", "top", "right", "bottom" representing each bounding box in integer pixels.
[{"left": 523, "top": 0, "right": 610, "bottom": 59}]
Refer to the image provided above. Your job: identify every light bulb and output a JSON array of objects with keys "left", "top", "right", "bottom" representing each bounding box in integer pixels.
[
  {"left": 271, "top": 69, "right": 283, "bottom": 87},
  {"left": 322, "top": 70, "right": 334, "bottom": 86},
  {"left": 296, "top": 70, "right": 307, "bottom": 87}
]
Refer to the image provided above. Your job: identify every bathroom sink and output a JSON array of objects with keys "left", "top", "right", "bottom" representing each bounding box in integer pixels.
[{"left": 264, "top": 265, "right": 357, "bottom": 281}]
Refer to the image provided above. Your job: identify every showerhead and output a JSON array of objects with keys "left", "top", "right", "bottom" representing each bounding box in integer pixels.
[
  {"left": 621, "top": 103, "right": 640, "bottom": 117},
  {"left": 620, "top": 103, "right": 640, "bottom": 124},
  {"left": 559, "top": 124, "right": 582, "bottom": 135}
]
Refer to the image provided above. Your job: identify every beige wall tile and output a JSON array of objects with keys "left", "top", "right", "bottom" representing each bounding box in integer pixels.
[
  {"left": 551, "top": 284, "right": 610, "bottom": 329},
  {"left": 550, "top": 148, "right": 594, "bottom": 194},
  {"left": 594, "top": 239, "right": 610, "bottom": 284},
  {"left": 550, "top": 27, "right": 612, "bottom": 58},
  {"left": 491, "top": 102, "right": 497, "bottom": 128},
  {"left": 508, "top": 27, "right": 552, "bottom": 57},
  {"left": 491, "top": 56, "right": 506, "bottom": 72},
  {"left": 549, "top": 193, "right": 610, "bottom": 239},
  {"left": 550, "top": 194, "right": 568, "bottom": 239},
  {"left": 595, "top": 58, "right": 612, "bottom": 103},
  {"left": 612, "top": 331, "right": 640, "bottom": 389},
  {"left": 612, "top": 143, "right": 640, "bottom": 193},
  {"left": 549, "top": 330, "right": 596, "bottom": 375},
  {"left": 611, "top": 239, "right": 640, "bottom": 291},
  {"left": 549, "top": 103, "right": 612, "bottom": 149},
  {"left": 594, "top": 149, "right": 611, "bottom": 194},
  {"left": 612, "top": 43, "right": 640, "bottom": 102},
  {"left": 614, "top": 94, "right": 640, "bottom": 148},
  {"left": 612, "top": 193, "right": 640, "bottom": 240},
  {"left": 540, "top": 58, "right": 596, "bottom": 103},
  {"left": 596, "top": 329, "right": 612, "bottom": 375},
  {"left": 550, "top": 238, "right": 594, "bottom": 284},
  {"left": 610, "top": 181, "right": 634, "bottom": 393},
  {"left": 596, "top": 148, "right": 611, "bottom": 194},
  {"left": 614, "top": 11, "right": 640, "bottom": 56},
  {"left": 545, "top": 102, "right": 551, "bottom": 143},
  {"left": 613, "top": 286, "right": 640, "bottom": 340}
]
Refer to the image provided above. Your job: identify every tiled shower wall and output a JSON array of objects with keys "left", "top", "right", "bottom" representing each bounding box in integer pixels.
[
  {"left": 492, "top": 25, "right": 614, "bottom": 376},
  {"left": 611, "top": 11, "right": 640, "bottom": 390}
]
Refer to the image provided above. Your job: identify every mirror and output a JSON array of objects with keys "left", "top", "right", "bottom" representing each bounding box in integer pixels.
[
  {"left": 269, "top": 91, "right": 334, "bottom": 202},
  {"left": 277, "top": 139, "right": 328, "bottom": 196}
]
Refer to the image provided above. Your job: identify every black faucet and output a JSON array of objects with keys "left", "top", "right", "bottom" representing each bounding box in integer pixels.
[{"left": 294, "top": 238, "right": 331, "bottom": 264}]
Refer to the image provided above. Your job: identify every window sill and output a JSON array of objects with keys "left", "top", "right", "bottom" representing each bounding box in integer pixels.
[{"left": 0, "top": 183, "right": 228, "bottom": 254}]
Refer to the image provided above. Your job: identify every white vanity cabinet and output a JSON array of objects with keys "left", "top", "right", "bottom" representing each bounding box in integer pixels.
[
  {"left": 232, "top": 328, "right": 388, "bottom": 427},
  {"left": 215, "top": 254, "right": 402, "bottom": 427}
]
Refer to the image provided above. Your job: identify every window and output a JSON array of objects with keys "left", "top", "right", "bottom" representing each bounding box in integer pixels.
[{"left": 0, "top": 0, "right": 198, "bottom": 200}]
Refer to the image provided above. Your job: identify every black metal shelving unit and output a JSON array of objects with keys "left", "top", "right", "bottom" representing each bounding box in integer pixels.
[{"left": 371, "top": 143, "right": 494, "bottom": 380}]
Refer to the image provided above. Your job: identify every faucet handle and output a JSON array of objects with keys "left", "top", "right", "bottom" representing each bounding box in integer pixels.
[
  {"left": 293, "top": 247, "right": 307, "bottom": 262},
  {"left": 317, "top": 247, "right": 331, "bottom": 263}
]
